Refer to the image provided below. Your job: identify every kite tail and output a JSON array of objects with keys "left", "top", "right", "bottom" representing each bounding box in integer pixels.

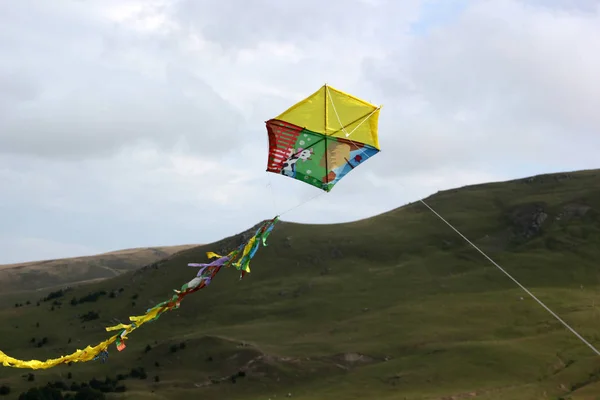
[
  {"left": 0, "top": 217, "right": 279, "bottom": 370},
  {"left": 233, "top": 216, "right": 279, "bottom": 278}
]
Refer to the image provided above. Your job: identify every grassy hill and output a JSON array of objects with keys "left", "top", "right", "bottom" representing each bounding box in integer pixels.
[
  {"left": 1, "top": 169, "right": 600, "bottom": 399},
  {"left": 0, "top": 245, "right": 197, "bottom": 294}
]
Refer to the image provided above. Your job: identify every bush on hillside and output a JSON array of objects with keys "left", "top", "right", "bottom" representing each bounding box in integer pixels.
[
  {"left": 42, "top": 289, "right": 67, "bottom": 303},
  {"left": 0, "top": 385, "right": 10, "bottom": 396},
  {"left": 79, "top": 311, "right": 99, "bottom": 322},
  {"left": 129, "top": 367, "right": 147, "bottom": 379},
  {"left": 70, "top": 291, "right": 107, "bottom": 306}
]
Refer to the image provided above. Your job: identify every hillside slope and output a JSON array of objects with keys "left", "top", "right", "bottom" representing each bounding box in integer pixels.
[
  {"left": 0, "top": 245, "right": 197, "bottom": 293},
  {"left": 1, "top": 169, "right": 600, "bottom": 400}
]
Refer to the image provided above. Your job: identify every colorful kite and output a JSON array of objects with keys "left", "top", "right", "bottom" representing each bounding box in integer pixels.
[
  {"left": 0, "top": 84, "right": 384, "bottom": 371},
  {"left": 266, "top": 84, "right": 382, "bottom": 191},
  {"left": 0, "top": 218, "right": 279, "bottom": 370}
]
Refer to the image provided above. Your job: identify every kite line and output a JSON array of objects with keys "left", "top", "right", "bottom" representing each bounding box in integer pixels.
[{"left": 417, "top": 198, "right": 600, "bottom": 357}]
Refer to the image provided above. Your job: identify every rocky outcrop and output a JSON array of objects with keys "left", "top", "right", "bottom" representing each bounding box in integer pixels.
[
  {"left": 507, "top": 203, "right": 549, "bottom": 239},
  {"left": 556, "top": 203, "right": 592, "bottom": 221}
]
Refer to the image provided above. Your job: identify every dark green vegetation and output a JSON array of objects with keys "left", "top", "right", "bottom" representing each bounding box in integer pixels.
[
  {"left": 1, "top": 169, "right": 600, "bottom": 399},
  {"left": 0, "top": 245, "right": 196, "bottom": 293}
]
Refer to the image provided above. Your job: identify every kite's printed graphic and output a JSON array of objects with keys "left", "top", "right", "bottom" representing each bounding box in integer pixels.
[{"left": 266, "top": 84, "right": 381, "bottom": 191}]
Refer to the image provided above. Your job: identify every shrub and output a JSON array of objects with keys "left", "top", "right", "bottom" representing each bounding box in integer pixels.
[{"left": 0, "top": 385, "right": 10, "bottom": 396}]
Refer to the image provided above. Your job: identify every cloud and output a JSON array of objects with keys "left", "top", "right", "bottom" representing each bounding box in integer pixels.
[
  {"left": 0, "top": 146, "right": 270, "bottom": 256},
  {"left": 1, "top": 0, "right": 599, "bottom": 264},
  {"left": 0, "top": 0, "right": 244, "bottom": 160},
  {"left": 173, "top": 0, "right": 421, "bottom": 50},
  {"left": 364, "top": 0, "right": 600, "bottom": 177}
]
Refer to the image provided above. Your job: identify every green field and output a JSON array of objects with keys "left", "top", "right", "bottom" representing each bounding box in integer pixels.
[{"left": 2, "top": 169, "right": 600, "bottom": 399}]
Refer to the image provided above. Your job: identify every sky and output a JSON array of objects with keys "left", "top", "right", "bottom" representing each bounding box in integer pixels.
[{"left": 1, "top": 0, "right": 599, "bottom": 264}]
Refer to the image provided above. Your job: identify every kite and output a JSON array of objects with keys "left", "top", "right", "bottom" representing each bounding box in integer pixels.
[
  {"left": 266, "top": 84, "right": 382, "bottom": 192},
  {"left": 0, "top": 84, "right": 384, "bottom": 371},
  {"left": 0, "top": 218, "right": 279, "bottom": 370}
]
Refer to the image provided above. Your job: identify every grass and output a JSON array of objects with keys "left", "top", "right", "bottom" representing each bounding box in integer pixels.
[{"left": 1, "top": 168, "right": 600, "bottom": 399}]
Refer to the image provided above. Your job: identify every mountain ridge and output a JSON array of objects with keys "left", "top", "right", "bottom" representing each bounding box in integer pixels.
[{"left": 0, "top": 244, "right": 198, "bottom": 293}]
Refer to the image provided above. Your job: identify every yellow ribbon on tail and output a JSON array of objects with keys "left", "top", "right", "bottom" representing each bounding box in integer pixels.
[
  {"left": 0, "top": 337, "right": 119, "bottom": 369},
  {"left": 0, "top": 217, "right": 279, "bottom": 369}
]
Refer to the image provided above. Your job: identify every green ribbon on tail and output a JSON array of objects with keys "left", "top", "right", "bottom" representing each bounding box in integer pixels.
[{"left": 233, "top": 216, "right": 279, "bottom": 279}]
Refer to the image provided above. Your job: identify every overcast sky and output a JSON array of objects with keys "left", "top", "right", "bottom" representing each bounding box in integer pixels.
[{"left": 1, "top": 0, "right": 599, "bottom": 264}]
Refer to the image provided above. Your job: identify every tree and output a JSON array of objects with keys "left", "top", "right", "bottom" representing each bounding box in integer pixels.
[
  {"left": 79, "top": 311, "right": 99, "bottom": 322},
  {"left": 129, "top": 367, "right": 147, "bottom": 380},
  {"left": 0, "top": 384, "right": 10, "bottom": 395}
]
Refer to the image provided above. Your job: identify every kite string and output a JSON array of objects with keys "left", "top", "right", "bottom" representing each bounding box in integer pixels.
[
  {"left": 266, "top": 176, "right": 279, "bottom": 215},
  {"left": 417, "top": 198, "right": 600, "bottom": 357},
  {"left": 278, "top": 191, "right": 327, "bottom": 218}
]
